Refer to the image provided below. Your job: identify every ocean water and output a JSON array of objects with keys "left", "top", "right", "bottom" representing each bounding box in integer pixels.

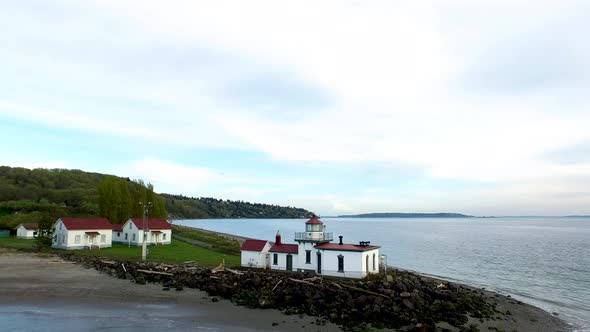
[{"left": 177, "top": 217, "right": 590, "bottom": 331}]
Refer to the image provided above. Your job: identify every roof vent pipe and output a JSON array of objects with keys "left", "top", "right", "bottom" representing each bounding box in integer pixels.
[{"left": 339, "top": 235, "right": 343, "bottom": 245}]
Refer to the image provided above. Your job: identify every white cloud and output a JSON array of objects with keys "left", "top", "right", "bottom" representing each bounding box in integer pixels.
[
  {"left": 121, "top": 158, "right": 224, "bottom": 194},
  {"left": 2, "top": 0, "right": 590, "bottom": 214}
]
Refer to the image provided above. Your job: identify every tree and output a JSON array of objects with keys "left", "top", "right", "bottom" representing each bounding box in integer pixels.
[
  {"left": 97, "top": 177, "right": 121, "bottom": 223},
  {"left": 34, "top": 214, "right": 54, "bottom": 250}
]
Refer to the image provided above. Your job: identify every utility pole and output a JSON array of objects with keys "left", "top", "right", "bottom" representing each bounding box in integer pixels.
[{"left": 139, "top": 201, "right": 152, "bottom": 261}]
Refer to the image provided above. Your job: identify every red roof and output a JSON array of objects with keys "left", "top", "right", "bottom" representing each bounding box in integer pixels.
[
  {"left": 59, "top": 218, "right": 113, "bottom": 230},
  {"left": 305, "top": 216, "right": 323, "bottom": 224},
  {"left": 269, "top": 243, "right": 298, "bottom": 254},
  {"left": 19, "top": 223, "right": 38, "bottom": 230},
  {"left": 129, "top": 218, "right": 171, "bottom": 230},
  {"left": 314, "top": 243, "right": 380, "bottom": 252},
  {"left": 112, "top": 224, "right": 124, "bottom": 232},
  {"left": 240, "top": 239, "right": 269, "bottom": 252}
]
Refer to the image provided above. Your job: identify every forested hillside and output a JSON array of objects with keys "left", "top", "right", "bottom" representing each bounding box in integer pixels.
[
  {"left": 0, "top": 166, "right": 312, "bottom": 230},
  {"left": 162, "top": 194, "right": 312, "bottom": 219},
  {"left": 0, "top": 166, "right": 166, "bottom": 230}
]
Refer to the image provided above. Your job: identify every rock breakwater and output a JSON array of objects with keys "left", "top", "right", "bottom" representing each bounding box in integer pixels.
[{"left": 61, "top": 254, "right": 512, "bottom": 331}]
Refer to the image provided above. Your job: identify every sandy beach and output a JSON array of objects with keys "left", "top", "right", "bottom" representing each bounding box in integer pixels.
[
  {"left": 0, "top": 248, "right": 340, "bottom": 331},
  {"left": 0, "top": 247, "right": 570, "bottom": 331}
]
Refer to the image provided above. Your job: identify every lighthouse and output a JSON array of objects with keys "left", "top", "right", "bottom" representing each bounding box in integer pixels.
[
  {"left": 294, "top": 215, "right": 334, "bottom": 273},
  {"left": 240, "top": 215, "right": 381, "bottom": 278}
]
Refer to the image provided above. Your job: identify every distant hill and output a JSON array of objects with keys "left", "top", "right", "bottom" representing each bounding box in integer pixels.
[
  {"left": 0, "top": 165, "right": 166, "bottom": 229},
  {"left": 162, "top": 194, "right": 312, "bottom": 219},
  {"left": 0, "top": 165, "right": 313, "bottom": 231},
  {"left": 337, "top": 212, "right": 473, "bottom": 218}
]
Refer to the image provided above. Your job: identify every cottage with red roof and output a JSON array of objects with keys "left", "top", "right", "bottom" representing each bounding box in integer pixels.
[
  {"left": 240, "top": 239, "right": 271, "bottom": 268},
  {"left": 16, "top": 223, "right": 39, "bottom": 239},
  {"left": 269, "top": 231, "right": 299, "bottom": 271},
  {"left": 114, "top": 218, "right": 171, "bottom": 246},
  {"left": 52, "top": 217, "right": 113, "bottom": 250},
  {"left": 240, "top": 215, "right": 381, "bottom": 278}
]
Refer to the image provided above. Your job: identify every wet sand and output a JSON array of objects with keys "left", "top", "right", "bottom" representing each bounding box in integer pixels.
[
  {"left": 0, "top": 249, "right": 339, "bottom": 331},
  {"left": 0, "top": 248, "right": 571, "bottom": 331}
]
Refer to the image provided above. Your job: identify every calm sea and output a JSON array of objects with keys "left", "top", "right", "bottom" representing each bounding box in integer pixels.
[{"left": 177, "top": 217, "right": 590, "bottom": 331}]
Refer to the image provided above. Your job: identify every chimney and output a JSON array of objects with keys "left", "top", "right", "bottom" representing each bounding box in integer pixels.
[
  {"left": 275, "top": 230, "right": 282, "bottom": 245},
  {"left": 338, "top": 235, "right": 343, "bottom": 245}
]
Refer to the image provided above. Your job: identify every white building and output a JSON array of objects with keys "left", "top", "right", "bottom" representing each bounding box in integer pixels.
[
  {"left": 240, "top": 216, "right": 381, "bottom": 279},
  {"left": 16, "top": 223, "right": 38, "bottom": 239},
  {"left": 269, "top": 231, "right": 299, "bottom": 271},
  {"left": 52, "top": 217, "right": 113, "bottom": 250},
  {"left": 240, "top": 239, "right": 271, "bottom": 268},
  {"left": 113, "top": 218, "right": 172, "bottom": 246}
]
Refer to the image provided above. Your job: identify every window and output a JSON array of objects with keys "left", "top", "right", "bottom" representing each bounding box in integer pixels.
[
  {"left": 129, "top": 223, "right": 132, "bottom": 229},
  {"left": 117, "top": 232, "right": 121, "bottom": 237},
  {"left": 337, "top": 255, "right": 344, "bottom": 272},
  {"left": 132, "top": 234, "right": 136, "bottom": 241},
  {"left": 163, "top": 233, "right": 166, "bottom": 240},
  {"left": 305, "top": 250, "right": 311, "bottom": 264},
  {"left": 101, "top": 234, "right": 106, "bottom": 243},
  {"left": 62, "top": 235, "right": 65, "bottom": 243},
  {"left": 125, "top": 233, "right": 128, "bottom": 240},
  {"left": 273, "top": 253, "right": 278, "bottom": 265},
  {"left": 33, "top": 231, "right": 38, "bottom": 237},
  {"left": 59, "top": 224, "right": 62, "bottom": 230},
  {"left": 372, "top": 253, "right": 376, "bottom": 271},
  {"left": 75, "top": 235, "right": 80, "bottom": 244}
]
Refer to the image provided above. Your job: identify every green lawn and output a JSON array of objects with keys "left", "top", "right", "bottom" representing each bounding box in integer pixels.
[
  {"left": 0, "top": 237, "right": 239, "bottom": 266},
  {"left": 172, "top": 225, "right": 241, "bottom": 255},
  {"left": 0, "top": 237, "right": 35, "bottom": 250}
]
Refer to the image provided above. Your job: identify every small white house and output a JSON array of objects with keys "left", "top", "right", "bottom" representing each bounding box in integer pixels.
[
  {"left": 52, "top": 217, "right": 113, "bottom": 250},
  {"left": 112, "top": 224, "right": 124, "bottom": 242},
  {"left": 113, "top": 218, "right": 172, "bottom": 246},
  {"left": 16, "top": 223, "right": 38, "bottom": 239},
  {"left": 269, "top": 231, "right": 298, "bottom": 271},
  {"left": 240, "top": 216, "right": 381, "bottom": 279},
  {"left": 240, "top": 239, "right": 271, "bottom": 268}
]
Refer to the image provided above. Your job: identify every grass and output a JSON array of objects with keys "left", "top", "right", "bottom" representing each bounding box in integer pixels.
[
  {"left": 0, "top": 237, "right": 35, "bottom": 250},
  {"left": 0, "top": 237, "right": 239, "bottom": 267},
  {"left": 172, "top": 225, "right": 241, "bottom": 255}
]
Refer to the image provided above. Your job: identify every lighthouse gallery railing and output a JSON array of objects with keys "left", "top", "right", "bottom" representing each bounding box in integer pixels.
[{"left": 294, "top": 232, "right": 333, "bottom": 241}]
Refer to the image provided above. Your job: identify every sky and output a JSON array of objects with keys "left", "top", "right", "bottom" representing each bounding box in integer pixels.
[{"left": 1, "top": 0, "right": 589, "bottom": 216}]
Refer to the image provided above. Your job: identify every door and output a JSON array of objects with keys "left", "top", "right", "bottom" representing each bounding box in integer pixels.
[
  {"left": 317, "top": 252, "right": 322, "bottom": 274},
  {"left": 286, "top": 254, "right": 293, "bottom": 271}
]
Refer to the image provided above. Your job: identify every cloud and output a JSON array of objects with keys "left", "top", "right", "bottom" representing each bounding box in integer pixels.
[
  {"left": 2, "top": 0, "right": 590, "bottom": 214},
  {"left": 122, "top": 158, "right": 224, "bottom": 194}
]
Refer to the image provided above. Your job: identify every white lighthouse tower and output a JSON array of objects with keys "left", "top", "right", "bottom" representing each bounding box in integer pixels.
[{"left": 294, "top": 215, "right": 333, "bottom": 273}]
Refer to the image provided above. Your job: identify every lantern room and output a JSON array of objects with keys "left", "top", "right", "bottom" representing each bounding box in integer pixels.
[{"left": 295, "top": 215, "right": 333, "bottom": 242}]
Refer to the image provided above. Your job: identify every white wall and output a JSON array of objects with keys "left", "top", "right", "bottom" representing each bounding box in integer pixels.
[
  {"left": 52, "top": 220, "right": 113, "bottom": 250},
  {"left": 115, "top": 220, "right": 172, "bottom": 245},
  {"left": 16, "top": 226, "right": 36, "bottom": 239},
  {"left": 270, "top": 252, "right": 298, "bottom": 271},
  {"left": 241, "top": 251, "right": 268, "bottom": 268},
  {"left": 318, "top": 248, "right": 380, "bottom": 278},
  {"left": 296, "top": 241, "right": 317, "bottom": 272}
]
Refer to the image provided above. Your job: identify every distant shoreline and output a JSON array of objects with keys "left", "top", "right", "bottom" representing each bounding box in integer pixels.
[{"left": 334, "top": 212, "right": 474, "bottom": 218}]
